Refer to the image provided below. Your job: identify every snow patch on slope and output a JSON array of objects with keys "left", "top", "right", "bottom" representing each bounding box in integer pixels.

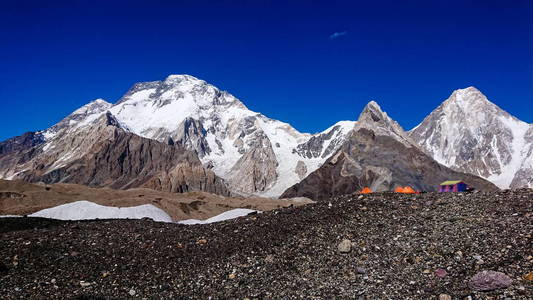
[
  {"left": 178, "top": 208, "right": 259, "bottom": 225},
  {"left": 29, "top": 201, "right": 173, "bottom": 222},
  {"left": 487, "top": 116, "right": 530, "bottom": 188}
]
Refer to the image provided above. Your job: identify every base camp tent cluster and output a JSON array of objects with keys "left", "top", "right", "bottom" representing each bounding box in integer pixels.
[{"left": 357, "top": 180, "right": 470, "bottom": 194}]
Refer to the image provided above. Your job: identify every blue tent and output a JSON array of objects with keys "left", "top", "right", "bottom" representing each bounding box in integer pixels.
[{"left": 439, "top": 180, "right": 468, "bottom": 192}]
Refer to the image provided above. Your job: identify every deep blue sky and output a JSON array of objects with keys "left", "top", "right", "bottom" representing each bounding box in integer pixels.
[{"left": 1, "top": 0, "right": 531, "bottom": 140}]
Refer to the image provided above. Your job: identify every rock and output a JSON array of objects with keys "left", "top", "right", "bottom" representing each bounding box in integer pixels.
[
  {"left": 434, "top": 268, "right": 447, "bottom": 278},
  {"left": 129, "top": 289, "right": 136, "bottom": 296},
  {"left": 438, "top": 294, "right": 452, "bottom": 300},
  {"left": 226, "top": 133, "right": 278, "bottom": 194},
  {"left": 79, "top": 281, "right": 91, "bottom": 287},
  {"left": 356, "top": 267, "right": 366, "bottom": 274},
  {"left": 294, "top": 161, "right": 308, "bottom": 180},
  {"left": 228, "top": 273, "right": 236, "bottom": 279},
  {"left": 469, "top": 270, "right": 512, "bottom": 291},
  {"left": 338, "top": 239, "right": 352, "bottom": 253},
  {"left": 264, "top": 255, "right": 274, "bottom": 263},
  {"left": 523, "top": 272, "right": 533, "bottom": 281}
]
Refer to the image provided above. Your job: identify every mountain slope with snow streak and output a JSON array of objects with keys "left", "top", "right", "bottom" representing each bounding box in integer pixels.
[{"left": 409, "top": 87, "right": 532, "bottom": 189}]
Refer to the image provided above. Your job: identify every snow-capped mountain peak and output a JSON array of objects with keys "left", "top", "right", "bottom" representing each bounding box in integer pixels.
[
  {"left": 409, "top": 87, "right": 532, "bottom": 189},
  {"left": 27, "top": 75, "right": 358, "bottom": 197}
]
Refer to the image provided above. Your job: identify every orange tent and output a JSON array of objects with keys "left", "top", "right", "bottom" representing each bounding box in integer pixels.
[
  {"left": 359, "top": 187, "right": 373, "bottom": 194},
  {"left": 394, "top": 186, "right": 405, "bottom": 193},
  {"left": 394, "top": 186, "right": 417, "bottom": 193},
  {"left": 402, "top": 186, "right": 416, "bottom": 193}
]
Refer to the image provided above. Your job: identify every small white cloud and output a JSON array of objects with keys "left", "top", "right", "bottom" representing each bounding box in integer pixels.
[{"left": 330, "top": 31, "right": 348, "bottom": 40}]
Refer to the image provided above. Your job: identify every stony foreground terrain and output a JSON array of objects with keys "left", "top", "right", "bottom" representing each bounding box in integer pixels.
[{"left": 1, "top": 189, "right": 531, "bottom": 299}]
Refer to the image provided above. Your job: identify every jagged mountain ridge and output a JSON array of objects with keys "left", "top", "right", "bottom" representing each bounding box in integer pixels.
[
  {"left": 19, "top": 75, "right": 356, "bottom": 197},
  {"left": 1, "top": 78, "right": 529, "bottom": 197},
  {"left": 409, "top": 87, "right": 533, "bottom": 189},
  {"left": 281, "top": 102, "right": 498, "bottom": 200}
]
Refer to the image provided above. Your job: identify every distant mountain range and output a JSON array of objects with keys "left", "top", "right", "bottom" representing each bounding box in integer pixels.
[{"left": 0, "top": 75, "right": 529, "bottom": 200}]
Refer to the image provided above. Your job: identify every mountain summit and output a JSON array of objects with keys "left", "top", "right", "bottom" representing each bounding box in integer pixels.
[
  {"left": 357, "top": 100, "right": 413, "bottom": 146},
  {"left": 409, "top": 87, "right": 532, "bottom": 188}
]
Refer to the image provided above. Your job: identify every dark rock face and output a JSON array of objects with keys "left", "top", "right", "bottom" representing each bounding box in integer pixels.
[
  {"left": 281, "top": 128, "right": 498, "bottom": 201},
  {"left": 0, "top": 132, "right": 44, "bottom": 157},
  {"left": 295, "top": 125, "right": 338, "bottom": 159},
  {"left": 0, "top": 132, "right": 45, "bottom": 178},
  {"left": 9, "top": 116, "right": 231, "bottom": 196}
]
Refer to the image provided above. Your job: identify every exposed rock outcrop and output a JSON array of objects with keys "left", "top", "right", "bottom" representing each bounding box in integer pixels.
[
  {"left": 294, "top": 161, "right": 308, "bottom": 180},
  {"left": 226, "top": 132, "right": 278, "bottom": 195}
]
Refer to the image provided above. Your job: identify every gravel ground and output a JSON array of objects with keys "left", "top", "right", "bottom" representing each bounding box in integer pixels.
[{"left": 0, "top": 189, "right": 531, "bottom": 299}]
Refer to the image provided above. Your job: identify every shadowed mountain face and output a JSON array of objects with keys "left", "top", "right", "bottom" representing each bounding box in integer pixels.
[
  {"left": 0, "top": 132, "right": 45, "bottom": 157},
  {"left": 1, "top": 114, "right": 230, "bottom": 196},
  {"left": 281, "top": 103, "right": 498, "bottom": 201}
]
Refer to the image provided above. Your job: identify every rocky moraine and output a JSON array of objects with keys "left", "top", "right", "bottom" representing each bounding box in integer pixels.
[{"left": 1, "top": 189, "right": 531, "bottom": 299}]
